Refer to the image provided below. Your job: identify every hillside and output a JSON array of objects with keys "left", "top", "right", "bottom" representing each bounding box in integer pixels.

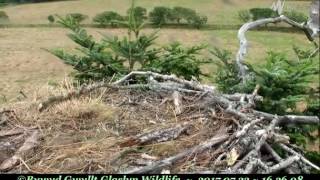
[{"left": 1, "top": 0, "right": 311, "bottom": 24}]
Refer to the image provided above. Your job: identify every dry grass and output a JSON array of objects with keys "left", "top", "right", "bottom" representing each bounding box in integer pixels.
[{"left": 0, "top": 79, "right": 231, "bottom": 173}]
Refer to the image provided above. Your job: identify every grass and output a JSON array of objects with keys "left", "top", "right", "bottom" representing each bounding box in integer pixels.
[
  {"left": 0, "top": 26, "right": 315, "bottom": 103},
  {"left": 0, "top": 0, "right": 317, "bottom": 103},
  {"left": 0, "top": 0, "right": 310, "bottom": 24}
]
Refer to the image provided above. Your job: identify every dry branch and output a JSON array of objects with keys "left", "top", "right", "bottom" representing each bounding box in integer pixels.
[
  {"left": 172, "top": 91, "right": 183, "bottom": 115},
  {"left": 236, "top": 14, "right": 319, "bottom": 82},
  {"left": 120, "top": 122, "right": 192, "bottom": 147},
  {"left": 280, "top": 144, "right": 320, "bottom": 171},
  {"left": 0, "top": 130, "right": 40, "bottom": 171},
  {"left": 124, "top": 134, "right": 228, "bottom": 174}
]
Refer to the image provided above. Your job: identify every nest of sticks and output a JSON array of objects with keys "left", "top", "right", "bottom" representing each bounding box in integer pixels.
[{"left": 0, "top": 71, "right": 319, "bottom": 174}]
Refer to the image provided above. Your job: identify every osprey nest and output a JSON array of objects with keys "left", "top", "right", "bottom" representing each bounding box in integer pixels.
[{"left": 0, "top": 71, "right": 319, "bottom": 174}]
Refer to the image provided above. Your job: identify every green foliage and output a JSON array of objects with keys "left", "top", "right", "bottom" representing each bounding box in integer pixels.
[
  {"left": 305, "top": 151, "right": 320, "bottom": 173},
  {"left": 293, "top": 45, "right": 318, "bottom": 60},
  {"left": 0, "top": 11, "right": 9, "bottom": 22},
  {"left": 51, "top": 1, "right": 207, "bottom": 83},
  {"left": 105, "top": 32, "right": 159, "bottom": 71},
  {"left": 238, "top": 10, "right": 251, "bottom": 23},
  {"left": 145, "top": 42, "right": 209, "bottom": 80},
  {"left": 149, "top": 6, "right": 207, "bottom": 28},
  {"left": 149, "top": 6, "right": 172, "bottom": 27},
  {"left": 93, "top": 11, "right": 124, "bottom": 27},
  {"left": 253, "top": 51, "right": 319, "bottom": 114},
  {"left": 190, "top": 15, "right": 207, "bottom": 29},
  {"left": 249, "top": 8, "right": 278, "bottom": 21},
  {"left": 55, "top": 14, "right": 80, "bottom": 31},
  {"left": 50, "top": 48, "right": 125, "bottom": 83},
  {"left": 283, "top": 10, "right": 308, "bottom": 23},
  {"left": 171, "top": 7, "right": 196, "bottom": 24},
  {"left": 47, "top": 15, "right": 55, "bottom": 23},
  {"left": 210, "top": 47, "right": 254, "bottom": 93},
  {"left": 127, "top": 6, "right": 147, "bottom": 24},
  {"left": 51, "top": 15, "right": 126, "bottom": 83},
  {"left": 66, "top": 13, "right": 88, "bottom": 23}
]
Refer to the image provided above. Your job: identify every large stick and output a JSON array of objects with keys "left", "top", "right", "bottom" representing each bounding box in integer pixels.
[
  {"left": 123, "top": 134, "right": 228, "bottom": 174},
  {"left": 236, "top": 15, "right": 317, "bottom": 82}
]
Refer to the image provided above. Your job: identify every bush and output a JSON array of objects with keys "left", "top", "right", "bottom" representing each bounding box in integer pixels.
[
  {"left": 50, "top": 16, "right": 126, "bottom": 83},
  {"left": 145, "top": 42, "right": 209, "bottom": 80},
  {"left": 93, "top": 11, "right": 124, "bottom": 27},
  {"left": 0, "top": 11, "right": 9, "bottom": 22},
  {"left": 252, "top": 52, "right": 318, "bottom": 114},
  {"left": 190, "top": 15, "right": 207, "bottom": 29},
  {"left": 212, "top": 47, "right": 319, "bottom": 115},
  {"left": 47, "top": 15, "right": 55, "bottom": 23},
  {"left": 249, "top": 8, "right": 278, "bottom": 20},
  {"left": 149, "top": 6, "right": 172, "bottom": 26},
  {"left": 211, "top": 47, "right": 254, "bottom": 93},
  {"left": 171, "top": 7, "right": 196, "bottom": 24},
  {"left": 238, "top": 10, "right": 251, "bottom": 23},
  {"left": 284, "top": 10, "right": 308, "bottom": 23},
  {"left": 67, "top": 13, "right": 88, "bottom": 23}
]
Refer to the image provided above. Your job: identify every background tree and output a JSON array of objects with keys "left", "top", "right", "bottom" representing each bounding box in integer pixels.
[
  {"left": 93, "top": 11, "right": 124, "bottom": 27},
  {"left": 149, "top": 6, "right": 172, "bottom": 27},
  {"left": 66, "top": 13, "right": 88, "bottom": 24},
  {"left": 127, "top": 6, "right": 147, "bottom": 24}
]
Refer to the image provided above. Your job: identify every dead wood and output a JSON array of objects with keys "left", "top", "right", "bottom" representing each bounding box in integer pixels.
[
  {"left": 0, "top": 129, "right": 40, "bottom": 171},
  {"left": 123, "top": 134, "right": 228, "bottom": 174},
  {"left": 119, "top": 122, "right": 192, "bottom": 147}
]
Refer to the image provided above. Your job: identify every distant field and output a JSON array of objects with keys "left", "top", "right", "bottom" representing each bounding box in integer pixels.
[
  {"left": 0, "top": 0, "right": 317, "bottom": 104},
  {"left": 0, "top": 0, "right": 310, "bottom": 24},
  {"left": 0, "top": 26, "right": 314, "bottom": 103}
]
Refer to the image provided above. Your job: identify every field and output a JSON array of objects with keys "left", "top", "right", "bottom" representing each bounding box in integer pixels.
[
  {"left": 0, "top": 0, "right": 317, "bottom": 103},
  {"left": 2, "top": 0, "right": 310, "bottom": 24}
]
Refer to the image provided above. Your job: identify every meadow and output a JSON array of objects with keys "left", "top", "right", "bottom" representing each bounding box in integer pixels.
[{"left": 0, "top": 0, "right": 316, "bottom": 103}]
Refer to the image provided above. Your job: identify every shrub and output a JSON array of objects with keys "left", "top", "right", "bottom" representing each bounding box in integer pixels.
[
  {"left": 47, "top": 15, "right": 55, "bottom": 23},
  {"left": 149, "top": 6, "right": 172, "bottom": 26},
  {"left": 211, "top": 47, "right": 319, "bottom": 115},
  {"left": 249, "top": 8, "right": 278, "bottom": 20},
  {"left": 127, "top": 6, "right": 147, "bottom": 23},
  {"left": 210, "top": 47, "right": 254, "bottom": 93},
  {"left": 252, "top": 51, "right": 319, "bottom": 114},
  {"left": 145, "top": 42, "right": 209, "bottom": 80},
  {"left": 238, "top": 10, "right": 251, "bottom": 23},
  {"left": 190, "top": 15, "right": 207, "bottom": 29},
  {"left": 284, "top": 10, "right": 308, "bottom": 23},
  {"left": 52, "top": 2, "right": 209, "bottom": 83},
  {"left": 0, "top": 11, "right": 9, "bottom": 22},
  {"left": 67, "top": 13, "right": 88, "bottom": 23},
  {"left": 50, "top": 16, "right": 126, "bottom": 83},
  {"left": 171, "top": 7, "right": 196, "bottom": 24},
  {"left": 93, "top": 11, "right": 124, "bottom": 27},
  {"left": 105, "top": 32, "right": 159, "bottom": 71}
]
